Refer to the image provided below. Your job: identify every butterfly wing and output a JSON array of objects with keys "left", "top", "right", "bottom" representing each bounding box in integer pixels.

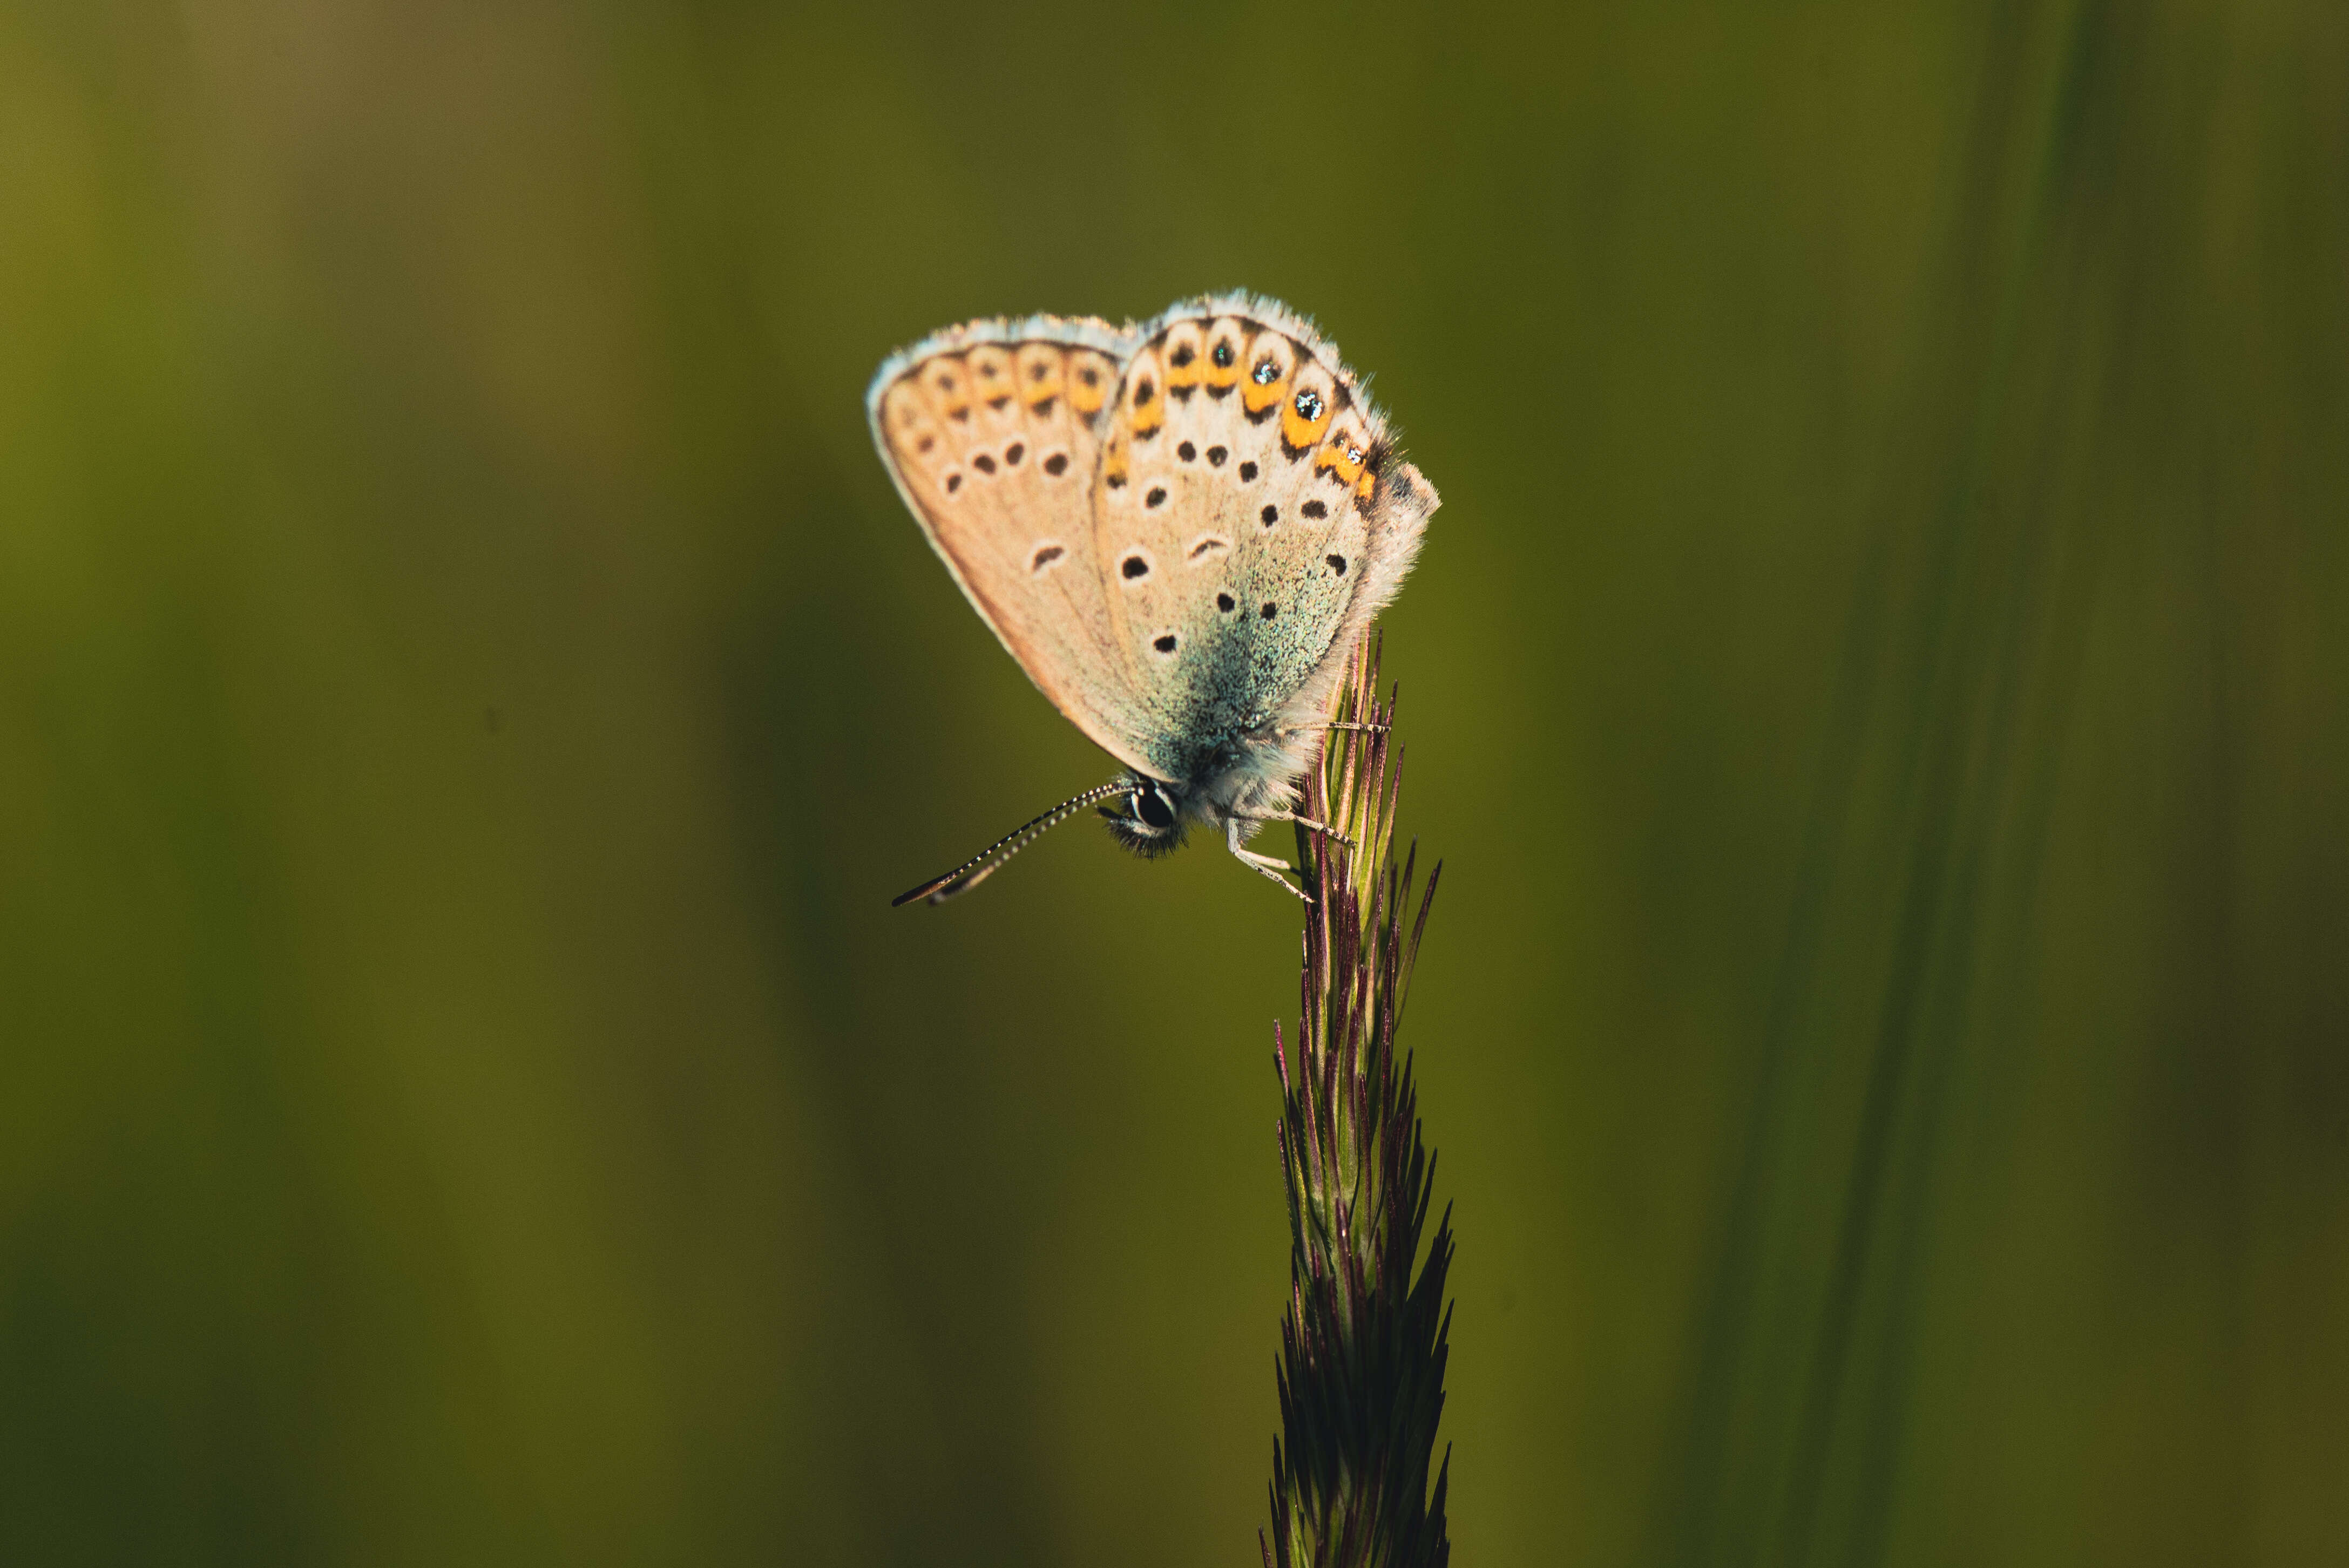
[
  {"left": 868, "top": 314, "right": 1160, "bottom": 774},
  {"left": 1086, "top": 295, "right": 1439, "bottom": 783}
]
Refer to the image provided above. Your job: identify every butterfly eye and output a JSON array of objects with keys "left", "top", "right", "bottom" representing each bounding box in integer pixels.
[{"left": 1133, "top": 780, "right": 1176, "bottom": 830}]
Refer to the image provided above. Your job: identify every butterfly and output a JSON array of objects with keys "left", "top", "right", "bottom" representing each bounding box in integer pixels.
[{"left": 870, "top": 293, "right": 1438, "bottom": 905}]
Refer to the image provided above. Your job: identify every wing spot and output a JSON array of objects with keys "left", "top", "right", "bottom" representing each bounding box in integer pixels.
[
  {"left": 973, "top": 454, "right": 997, "bottom": 475},
  {"left": 1107, "top": 473, "right": 1127, "bottom": 489},
  {"left": 1327, "top": 553, "right": 1348, "bottom": 575},
  {"left": 1213, "top": 341, "right": 1235, "bottom": 368},
  {"left": 1189, "top": 537, "right": 1228, "bottom": 560},
  {"left": 986, "top": 395, "right": 1010, "bottom": 412},
  {"left": 1239, "top": 460, "right": 1259, "bottom": 481},
  {"left": 1145, "top": 486, "right": 1168, "bottom": 508},
  {"left": 1121, "top": 554, "right": 1150, "bottom": 580},
  {"left": 1177, "top": 440, "right": 1196, "bottom": 462},
  {"left": 1252, "top": 359, "right": 1280, "bottom": 385},
  {"left": 1042, "top": 452, "right": 1069, "bottom": 476},
  {"left": 1079, "top": 367, "right": 1099, "bottom": 386},
  {"left": 1004, "top": 442, "right": 1025, "bottom": 466},
  {"left": 1031, "top": 396, "right": 1057, "bottom": 417},
  {"left": 1169, "top": 343, "right": 1195, "bottom": 368},
  {"left": 1216, "top": 592, "right": 1236, "bottom": 613},
  {"left": 1261, "top": 601, "right": 1278, "bottom": 620},
  {"left": 1135, "top": 379, "right": 1155, "bottom": 407},
  {"left": 917, "top": 435, "right": 935, "bottom": 453},
  {"left": 1030, "top": 362, "right": 1050, "bottom": 381},
  {"left": 1294, "top": 388, "right": 1324, "bottom": 420},
  {"left": 1261, "top": 505, "right": 1280, "bottom": 526},
  {"left": 1152, "top": 633, "right": 1178, "bottom": 654},
  {"left": 1031, "top": 545, "right": 1065, "bottom": 573},
  {"left": 1207, "top": 445, "right": 1228, "bottom": 466},
  {"left": 1302, "top": 499, "right": 1328, "bottom": 519},
  {"left": 945, "top": 473, "right": 962, "bottom": 493}
]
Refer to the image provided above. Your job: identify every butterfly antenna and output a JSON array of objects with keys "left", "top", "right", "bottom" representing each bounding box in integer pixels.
[{"left": 891, "top": 779, "right": 1132, "bottom": 907}]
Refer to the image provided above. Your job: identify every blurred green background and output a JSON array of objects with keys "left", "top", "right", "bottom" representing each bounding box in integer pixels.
[{"left": 4, "top": 1, "right": 2344, "bottom": 1563}]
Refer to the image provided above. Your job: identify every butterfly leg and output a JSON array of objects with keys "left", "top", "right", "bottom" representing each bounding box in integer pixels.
[
  {"left": 1227, "top": 818, "right": 1310, "bottom": 902},
  {"left": 1254, "top": 808, "right": 1356, "bottom": 849},
  {"left": 1276, "top": 719, "right": 1391, "bottom": 739}
]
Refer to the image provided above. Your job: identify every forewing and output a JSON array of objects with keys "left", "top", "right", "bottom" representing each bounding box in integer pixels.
[{"left": 869, "top": 315, "right": 1156, "bottom": 772}]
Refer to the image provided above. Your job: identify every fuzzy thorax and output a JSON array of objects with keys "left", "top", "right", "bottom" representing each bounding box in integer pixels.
[{"left": 1097, "top": 721, "right": 1319, "bottom": 858}]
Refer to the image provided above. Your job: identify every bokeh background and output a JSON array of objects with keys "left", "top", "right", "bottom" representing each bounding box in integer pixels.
[{"left": 5, "top": 2, "right": 2345, "bottom": 1563}]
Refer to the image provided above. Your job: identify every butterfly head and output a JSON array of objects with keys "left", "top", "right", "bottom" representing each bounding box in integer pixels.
[{"left": 1099, "top": 773, "right": 1189, "bottom": 858}]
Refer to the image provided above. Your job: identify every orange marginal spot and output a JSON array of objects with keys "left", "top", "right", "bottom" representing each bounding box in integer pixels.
[
  {"left": 924, "top": 356, "right": 972, "bottom": 423},
  {"left": 1314, "top": 429, "right": 1368, "bottom": 486},
  {"left": 1127, "top": 350, "right": 1166, "bottom": 438},
  {"left": 1017, "top": 343, "right": 1065, "bottom": 412},
  {"left": 1162, "top": 323, "right": 1205, "bottom": 393},
  {"left": 1068, "top": 351, "right": 1111, "bottom": 416},
  {"left": 966, "top": 346, "right": 1015, "bottom": 416},
  {"left": 1281, "top": 388, "right": 1335, "bottom": 452},
  {"left": 1101, "top": 431, "right": 1130, "bottom": 488},
  {"left": 1353, "top": 469, "right": 1379, "bottom": 510},
  {"left": 1203, "top": 319, "right": 1246, "bottom": 392},
  {"left": 1241, "top": 342, "right": 1292, "bottom": 417}
]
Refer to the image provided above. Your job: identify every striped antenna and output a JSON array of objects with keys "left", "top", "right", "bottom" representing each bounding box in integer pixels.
[{"left": 891, "top": 779, "right": 1132, "bottom": 907}]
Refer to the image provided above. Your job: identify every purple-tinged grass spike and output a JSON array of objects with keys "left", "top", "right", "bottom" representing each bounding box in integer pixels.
[{"left": 1261, "top": 634, "right": 1453, "bottom": 1568}]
